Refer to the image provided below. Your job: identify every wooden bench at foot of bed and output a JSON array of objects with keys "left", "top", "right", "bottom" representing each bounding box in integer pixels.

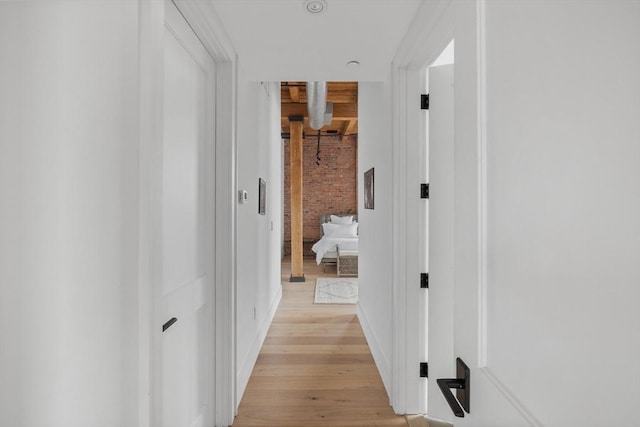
[
  {"left": 337, "top": 247, "right": 358, "bottom": 277},
  {"left": 321, "top": 251, "right": 338, "bottom": 272}
]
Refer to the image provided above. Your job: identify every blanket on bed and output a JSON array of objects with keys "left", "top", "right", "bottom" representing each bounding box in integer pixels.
[{"left": 311, "top": 236, "right": 358, "bottom": 264}]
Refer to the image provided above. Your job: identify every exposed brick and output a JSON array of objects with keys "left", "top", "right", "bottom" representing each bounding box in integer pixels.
[{"left": 283, "top": 135, "right": 357, "bottom": 255}]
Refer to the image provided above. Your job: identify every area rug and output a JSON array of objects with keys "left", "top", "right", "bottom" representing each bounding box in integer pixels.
[{"left": 314, "top": 277, "right": 358, "bottom": 304}]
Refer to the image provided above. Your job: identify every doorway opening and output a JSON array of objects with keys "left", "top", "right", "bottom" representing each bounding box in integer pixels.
[
  {"left": 280, "top": 82, "right": 359, "bottom": 280},
  {"left": 230, "top": 83, "right": 408, "bottom": 425}
]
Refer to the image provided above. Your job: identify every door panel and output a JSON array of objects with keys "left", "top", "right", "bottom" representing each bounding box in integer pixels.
[
  {"left": 161, "top": 2, "right": 215, "bottom": 426},
  {"left": 449, "top": 1, "right": 640, "bottom": 425},
  {"left": 427, "top": 64, "right": 454, "bottom": 423},
  {"left": 163, "top": 20, "right": 205, "bottom": 295}
]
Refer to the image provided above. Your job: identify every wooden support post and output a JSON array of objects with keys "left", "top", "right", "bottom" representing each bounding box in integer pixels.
[{"left": 289, "top": 118, "right": 305, "bottom": 282}]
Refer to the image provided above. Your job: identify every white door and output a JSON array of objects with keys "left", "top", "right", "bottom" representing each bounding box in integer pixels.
[
  {"left": 433, "top": 1, "right": 640, "bottom": 426},
  {"left": 160, "top": 3, "right": 215, "bottom": 426},
  {"left": 426, "top": 64, "right": 454, "bottom": 423}
]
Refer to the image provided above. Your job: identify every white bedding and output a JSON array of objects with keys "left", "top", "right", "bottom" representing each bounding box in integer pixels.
[{"left": 311, "top": 236, "right": 358, "bottom": 264}]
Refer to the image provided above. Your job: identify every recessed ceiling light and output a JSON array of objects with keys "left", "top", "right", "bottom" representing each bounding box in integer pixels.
[
  {"left": 346, "top": 60, "right": 360, "bottom": 69},
  {"left": 304, "top": 0, "right": 327, "bottom": 14}
]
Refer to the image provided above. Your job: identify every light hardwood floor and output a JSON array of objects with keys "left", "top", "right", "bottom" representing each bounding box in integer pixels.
[{"left": 232, "top": 257, "right": 407, "bottom": 426}]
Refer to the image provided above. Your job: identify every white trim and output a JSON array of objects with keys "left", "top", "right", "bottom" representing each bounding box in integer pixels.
[
  {"left": 390, "top": 0, "right": 454, "bottom": 415},
  {"left": 405, "top": 66, "right": 427, "bottom": 415},
  {"left": 473, "top": 6, "right": 538, "bottom": 426},
  {"left": 357, "top": 304, "right": 392, "bottom": 398},
  {"left": 164, "top": 2, "right": 239, "bottom": 426},
  {"left": 190, "top": 413, "right": 205, "bottom": 427},
  {"left": 202, "top": 36, "right": 218, "bottom": 427},
  {"left": 476, "top": 0, "right": 489, "bottom": 369},
  {"left": 173, "top": 0, "right": 235, "bottom": 62},
  {"left": 391, "top": 64, "right": 408, "bottom": 414},
  {"left": 236, "top": 287, "right": 283, "bottom": 399},
  {"left": 393, "top": 0, "right": 454, "bottom": 69},
  {"left": 481, "top": 368, "right": 543, "bottom": 427},
  {"left": 391, "top": 64, "right": 428, "bottom": 415},
  {"left": 416, "top": 65, "right": 429, "bottom": 415},
  {"left": 212, "top": 60, "right": 237, "bottom": 427},
  {"left": 137, "top": 1, "right": 165, "bottom": 426}
]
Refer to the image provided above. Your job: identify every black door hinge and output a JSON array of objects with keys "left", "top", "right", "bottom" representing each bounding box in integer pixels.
[
  {"left": 420, "top": 362, "right": 429, "bottom": 378},
  {"left": 421, "top": 94, "right": 429, "bottom": 110},
  {"left": 421, "top": 183, "right": 429, "bottom": 199},
  {"left": 421, "top": 273, "right": 429, "bottom": 289}
]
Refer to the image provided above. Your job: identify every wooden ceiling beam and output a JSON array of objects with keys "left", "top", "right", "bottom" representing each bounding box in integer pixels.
[
  {"left": 282, "top": 103, "right": 357, "bottom": 120},
  {"left": 288, "top": 86, "right": 300, "bottom": 103},
  {"left": 282, "top": 95, "right": 356, "bottom": 104},
  {"left": 281, "top": 81, "right": 358, "bottom": 137},
  {"left": 341, "top": 119, "right": 358, "bottom": 143}
]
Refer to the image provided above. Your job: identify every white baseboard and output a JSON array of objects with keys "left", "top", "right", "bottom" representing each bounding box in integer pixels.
[
  {"left": 235, "top": 285, "right": 283, "bottom": 404},
  {"left": 357, "top": 303, "right": 393, "bottom": 399}
]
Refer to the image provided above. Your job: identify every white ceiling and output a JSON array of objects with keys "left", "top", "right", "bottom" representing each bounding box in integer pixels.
[{"left": 206, "top": 0, "right": 424, "bottom": 81}]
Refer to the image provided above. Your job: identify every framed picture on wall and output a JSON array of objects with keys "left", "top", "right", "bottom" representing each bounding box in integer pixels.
[
  {"left": 258, "top": 178, "right": 266, "bottom": 215},
  {"left": 364, "top": 168, "right": 374, "bottom": 209}
]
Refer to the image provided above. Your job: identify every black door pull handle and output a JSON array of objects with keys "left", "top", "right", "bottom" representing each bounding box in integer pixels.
[
  {"left": 436, "top": 357, "right": 470, "bottom": 417},
  {"left": 162, "top": 317, "right": 178, "bottom": 332},
  {"left": 437, "top": 378, "right": 466, "bottom": 417}
]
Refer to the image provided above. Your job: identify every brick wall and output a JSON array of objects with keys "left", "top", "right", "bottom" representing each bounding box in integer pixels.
[{"left": 284, "top": 135, "right": 357, "bottom": 256}]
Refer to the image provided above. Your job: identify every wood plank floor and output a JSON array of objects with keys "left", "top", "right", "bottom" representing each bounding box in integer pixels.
[{"left": 232, "top": 257, "right": 407, "bottom": 426}]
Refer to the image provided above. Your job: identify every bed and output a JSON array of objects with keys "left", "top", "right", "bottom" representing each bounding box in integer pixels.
[{"left": 311, "top": 214, "right": 359, "bottom": 276}]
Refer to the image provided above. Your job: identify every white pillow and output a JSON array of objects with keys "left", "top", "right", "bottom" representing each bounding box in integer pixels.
[
  {"left": 330, "top": 215, "right": 353, "bottom": 224},
  {"left": 322, "top": 222, "right": 336, "bottom": 236},
  {"left": 323, "top": 222, "right": 358, "bottom": 237}
]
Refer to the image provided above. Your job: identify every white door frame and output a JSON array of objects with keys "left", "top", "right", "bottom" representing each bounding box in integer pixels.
[
  {"left": 390, "top": 0, "right": 454, "bottom": 415},
  {"left": 426, "top": 63, "right": 456, "bottom": 422},
  {"left": 172, "top": 3, "right": 238, "bottom": 425},
  {"left": 138, "top": 1, "right": 238, "bottom": 426},
  {"left": 391, "top": 64, "right": 427, "bottom": 415}
]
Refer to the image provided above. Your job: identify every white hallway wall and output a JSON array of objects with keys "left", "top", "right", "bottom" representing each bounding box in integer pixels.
[
  {"left": 0, "top": 2, "right": 140, "bottom": 426},
  {"left": 357, "top": 82, "right": 395, "bottom": 396},
  {"left": 234, "top": 77, "right": 283, "bottom": 405}
]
